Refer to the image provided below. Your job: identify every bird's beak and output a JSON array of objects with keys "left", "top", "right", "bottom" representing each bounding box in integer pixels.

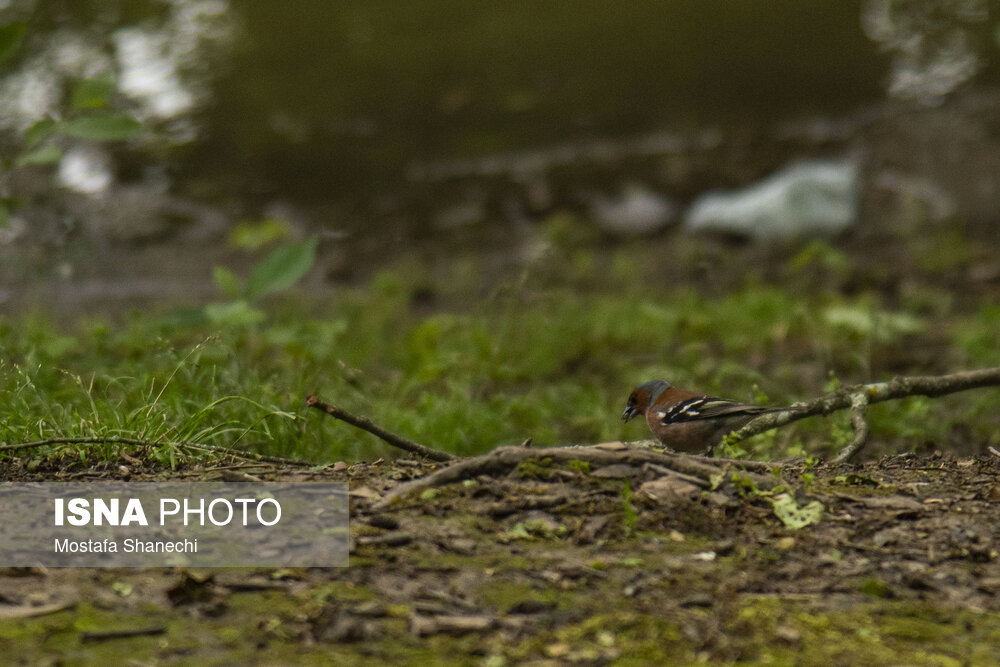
[{"left": 621, "top": 406, "right": 638, "bottom": 422}]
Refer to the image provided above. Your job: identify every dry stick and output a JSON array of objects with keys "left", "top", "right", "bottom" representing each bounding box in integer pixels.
[
  {"left": 305, "top": 395, "right": 455, "bottom": 462},
  {"left": 371, "top": 445, "right": 773, "bottom": 510},
  {"left": 81, "top": 626, "right": 167, "bottom": 643},
  {"left": 0, "top": 436, "right": 315, "bottom": 466},
  {"left": 832, "top": 393, "right": 871, "bottom": 465},
  {"left": 729, "top": 366, "right": 1000, "bottom": 461}
]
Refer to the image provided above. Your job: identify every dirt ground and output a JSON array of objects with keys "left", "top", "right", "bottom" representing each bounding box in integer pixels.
[{"left": 2, "top": 447, "right": 999, "bottom": 665}]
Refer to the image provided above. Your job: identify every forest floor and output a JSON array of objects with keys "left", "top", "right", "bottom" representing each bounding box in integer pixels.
[{"left": 2, "top": 448, "right": 1000, "bottom": 665}]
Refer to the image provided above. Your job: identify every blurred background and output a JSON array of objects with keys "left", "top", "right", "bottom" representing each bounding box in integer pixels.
[
  {"left": 1, "top": 0, "right": 999, "bottom": 458},
  {"left": 2, "top": 0, "right": 998, "bottom": 309}
]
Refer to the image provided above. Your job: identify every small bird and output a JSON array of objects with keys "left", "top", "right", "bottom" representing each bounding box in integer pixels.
[{"left": 621, "top": 379, "right": 785, "bottom": 454}]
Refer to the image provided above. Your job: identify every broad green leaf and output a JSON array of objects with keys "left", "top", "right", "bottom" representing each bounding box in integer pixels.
[
  {"left": 228, "top": 218, "right": 292, "bottom": 251},
  {"left": 58, "top": 112, "right": 144, "bottom": 141},
  {"left": 212, "top": 266, "right": 242, "bottom": 300},
  {"left": 24, "top": 117, "right": 56, "bottom": 148},
  {"left": 0, "top": 23, "right": 26, "bottom": 66},
  {"left": 71, "top": 76, "right": 115, "bottom": 111},
  {"left": 110, "top": 581, "right": 132, "bottom": 597},
  {"left": 0, "top": 201, "right": 9, "bottom": 229},
  {"left": 202, "top": 300, "right": 266, "bottom": 326},
  {"left": 15, "top": 145, "right": 62, "bottom": 167},
  {"left": 771, "top": 493, "right": 823, "bottom": 530},
  {"left": 244, "top": 237, "right": 317, "bottom": 301}
]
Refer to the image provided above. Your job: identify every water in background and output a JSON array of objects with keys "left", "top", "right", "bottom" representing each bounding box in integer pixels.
[{"left": 0, "top": 0, "right": 997, "bottom": 310}]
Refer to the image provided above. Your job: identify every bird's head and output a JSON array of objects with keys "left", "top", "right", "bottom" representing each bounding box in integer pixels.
[{"left": 621, "top": 379, "right": 672, "bottom": 422}]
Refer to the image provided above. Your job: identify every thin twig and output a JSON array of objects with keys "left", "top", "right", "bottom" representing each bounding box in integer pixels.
[
  {"left": 641, "top": 462, "right": 712, "bottom": 488},
  {"left": 371, "top": 445, "right": 772, "bottom": 510},
  {"left": 0, "top": 436, "right": 316, "bottom": 466},
  {"left": 728, "top": 366, "right": 1000, "bottom": 446},
  {"left": 831, "top": 393, "right": 871, "bottom": 464},
  {"left": 81, "top": 626, "right": 166, "bottom": 643},
  {"left": 305, "top": 395, "right": 455, "bottom": 462}
]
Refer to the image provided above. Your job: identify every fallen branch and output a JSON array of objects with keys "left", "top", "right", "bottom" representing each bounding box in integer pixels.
[
  {"left": 728, "top": 367, "right": 1000, "bottom": 458},
  {"left": 372, "top": 444, "right": 773, "bottom": 510},
  {"left": 306, "top": 395, "right": 455, "bottom": 462},
  {"left": 831, "top": 393, "right": 871, "bottom": 464},
  {"left": 0, "top": 436, "right": 315, "bottom": 466}
]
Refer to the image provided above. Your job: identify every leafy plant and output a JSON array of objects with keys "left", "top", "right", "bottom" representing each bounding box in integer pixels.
[
  {"left": 0, "top": 21, "right": 145, "bottom": 225},
  {"left": 205, "top": 237, "right": 318, "bottom": 326},
  {"left": 0, "top": 22, "right": 26, "bottom": 66},
  {"left": 725, "top": 470, "right": 824, "bottom": 529}
]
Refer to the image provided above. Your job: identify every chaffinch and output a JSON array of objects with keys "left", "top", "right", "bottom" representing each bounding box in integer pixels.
[{"left": 621, "top": 379, "right": 783, "bottom": 454}]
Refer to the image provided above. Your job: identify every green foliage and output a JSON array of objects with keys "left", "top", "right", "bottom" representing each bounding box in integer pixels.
[
  {"left": 71, "top": 76, "right": 116, "bottom": 111},
  {"left": 717, "top": 435, "right": 750, "bottom": 460},
  {"left": 15, "top": 144, "right": 62, "bottom": 167},
  {"left": 3, "top": 255, "right": 999, "bottom": 463},
  {"left": 57, "top": 112, "right": 144, "bottom": 141},
  {"left": 0, "top": 22, "right": 26, "bottom": 65},
  {"left": 204, "top": 238, "right": 318, "bottom": 326},
  {"left": 212, "top": 266, "right": 242, "bottom": 301},
  {"left": 228, "top": 219, "right": 294, "bottom": 251},
  {"left": 0, "top": 336, "right": 298, "bottom": 466},
  {"left": 821, "top": 304, "right": 923, "bottom": 342},
  {"left": 0, "top": 22, "right": 146, "bottom": 229},
  {"left": 954, "top": 304, "right": 1000, "bottom": 367},
  {"left": 24, "top": 117, "right": 56, "bottom": 147},
  {"left": 202, "top": 300, "right": 266, "bottom": 327},
  {"left": 833, "top": 474, "right": 879, "bottom": 487},
  {"left": 245, "top": 238, "right": 318, "bottom": 300},
  {"left": 517, "top": 458, "right": 553, "bottom": 480},
  {"left": 770, "top": 493, "right": 824, "bottom": 530},
  {"left": 787, "top": 240, "right": 850, "bottom": 276},
  {"left": 730, "top": 473, "right": 761, "bottom": 498}
]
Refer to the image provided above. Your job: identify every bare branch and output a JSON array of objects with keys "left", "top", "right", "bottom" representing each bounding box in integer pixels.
[
  {"left": 831, "top": 393, "right": 871, "bottom": 464},
  {"left": 371, "top": 444, "right": 773, "bottom": 510},
  {"left": 727, "top": 366, "right": 1000, "bottom": 446},
  {"left": 305, "top": 395, "right": 455, "bottom": 462}
]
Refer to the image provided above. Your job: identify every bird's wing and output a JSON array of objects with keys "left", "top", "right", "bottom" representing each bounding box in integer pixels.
[{"left": 656, "top": 396, "right": 773, "bottom": 424}]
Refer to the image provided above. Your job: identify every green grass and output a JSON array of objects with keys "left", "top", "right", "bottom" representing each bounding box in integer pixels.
[{"left": 2, "top": 250, "right": 999, "bottom": 464}]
